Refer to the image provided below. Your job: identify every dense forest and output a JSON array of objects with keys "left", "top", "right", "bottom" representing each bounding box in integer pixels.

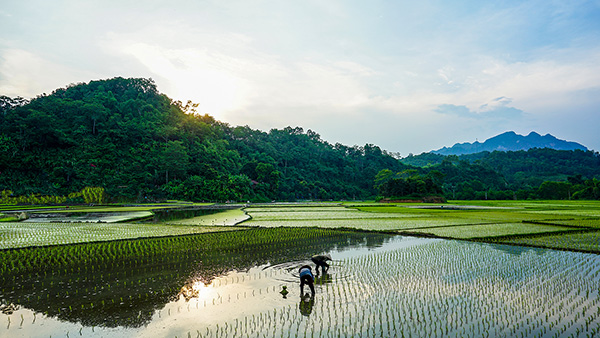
[
  {"left": 0, "top": 77, "right": 404, "bottom": 202},
  {"left": 399, "top": 149, "right": 600, "bottom": 200},
  {"left": 1, "top": 77, "right": 599, "bottom": 203}
]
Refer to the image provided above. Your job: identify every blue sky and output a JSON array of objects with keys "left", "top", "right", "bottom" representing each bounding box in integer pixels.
[{"left": 1, "top": 0, "right": 599, "bottom": 154}]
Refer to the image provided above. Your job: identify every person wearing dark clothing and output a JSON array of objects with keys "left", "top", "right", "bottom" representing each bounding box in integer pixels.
[
  {"left": 311, "top": 254, "right": 332, "bottom": 274},
  {"left": 298, "top": 265, "right": 315, "bottom": 297}
]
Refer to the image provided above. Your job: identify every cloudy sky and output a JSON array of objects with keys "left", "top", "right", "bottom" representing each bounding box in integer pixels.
[{"left": 1, "top": 0, "right": 599, "bottom": 154}]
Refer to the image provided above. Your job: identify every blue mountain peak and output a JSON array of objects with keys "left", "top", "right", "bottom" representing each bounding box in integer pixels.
[{"left": 432, "top": 131, "right": 587, "bottom": 155}]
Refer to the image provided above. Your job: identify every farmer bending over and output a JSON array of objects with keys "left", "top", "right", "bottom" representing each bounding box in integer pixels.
[
  {"left": 298, "top": 265, "right": 315, "bottom": 297},
  {"left": 311, "top": 254, "right": 332, "bottom": 274}
]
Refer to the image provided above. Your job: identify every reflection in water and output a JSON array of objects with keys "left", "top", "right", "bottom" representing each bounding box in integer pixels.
[
  {"left": 315, "top": 271, "right": 332, "bottom": 285},
  {"left": 180, "top": 281, "right": 213, "bottom": 301},
  {"left": 482, "top": 242, "right": 548, "bottom": 256},
  {"left": 0, "top": 303, "right": 18, "bottom": 315},
  {"left": 152, "top": 206, "right": 236, "bottom": 222},
  {"left": 0, "top": 228, "right": 391, "bottom": 328},
  {"left": 299, "top": 294, "right": 315, "bottom": 316},
  {"left": 2, "top": 233, "right": 599, "bottom": 338}
]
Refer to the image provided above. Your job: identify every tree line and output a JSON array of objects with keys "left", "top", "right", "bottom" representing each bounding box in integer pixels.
[
  {"left": 1, "top": 77, "right": 599, "bottom": 203},
  {"left": 392, "top": 151, "right": 600, "bottom": 200},
  {"left": 0, "top": 77, "right": 404, "bottom": 203}
]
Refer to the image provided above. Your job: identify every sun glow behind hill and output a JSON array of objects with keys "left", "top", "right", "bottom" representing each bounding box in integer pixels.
[{"left": 120, "top": 42, "right": 248, "bottom": 116}]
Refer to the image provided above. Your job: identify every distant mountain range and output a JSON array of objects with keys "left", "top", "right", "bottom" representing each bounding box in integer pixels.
[{"left": 432, "top": 131, "right": 587, "bottom": 156}]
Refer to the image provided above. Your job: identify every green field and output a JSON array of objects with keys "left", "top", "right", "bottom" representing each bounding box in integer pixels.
[
  {"left": 417, "top": 222, "right": 574, "bottom": 239},
  {"left": 0, "top": 222, "right": 245, "bottom": 249},
  {"left": 1, "top": 201, "right": 599, "bottom": 337},
  {"left": 1, "top": 228, "right": 598, "bottom": 338},
  {"left": 244, "top": 200, "right": 600, "bottom": 253},
  {"left": 1, "top": 201, "right": 599, "bottom": 253}
]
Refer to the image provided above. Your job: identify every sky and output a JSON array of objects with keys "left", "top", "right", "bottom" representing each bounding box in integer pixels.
[{"left": 1, "top": 0, "right": 599, "bottom": 155}]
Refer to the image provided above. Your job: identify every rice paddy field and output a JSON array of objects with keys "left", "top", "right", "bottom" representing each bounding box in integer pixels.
[
  {"left": 244, "top": 201, "right": 600, "bottom": 253},
  {"left": 164, "top": 208, "right": 250, "bottom": 226},
  {"left": 0, "top": 222, "right": 246, "bottom": 250},
  {"left": 0, "top": 204, "right": 246, "bottom": 249},
  {"left": 1, "top": 200, "right": 600, "bottom": 337}
]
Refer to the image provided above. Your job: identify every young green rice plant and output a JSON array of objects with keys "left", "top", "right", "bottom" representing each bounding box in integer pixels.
[
  {"left": 1, "top": 227, "right": 388, "bottom": 330},
  {"left": 0, "top": 221, "right": 247, "bottom": 250},
  {"left": 2, "top": 217, "right": 599, "bottom": 337}
]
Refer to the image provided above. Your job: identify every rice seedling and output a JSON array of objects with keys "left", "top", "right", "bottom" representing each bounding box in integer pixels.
[
  {"left": 0, "top": 222, "right": 246, "bottom": 250},
  {"left": 6, "top": 232, "right": 599, "bottom": 337},
  {"left": 420, "top": 222, "right": 573, "bottom": 239},
  {"left": 490, "top": 230, "right": 600, "bottom": 253},
  {"left": 2, "top": 201, "right": 600, "bottom": 337},
  {"left": 0, "top": 227, "right": 388, "bottom": 329}
]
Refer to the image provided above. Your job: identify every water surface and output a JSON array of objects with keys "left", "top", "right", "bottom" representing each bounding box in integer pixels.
[{"left": 2, "top": 234, "right": 599, "bottom": 338}]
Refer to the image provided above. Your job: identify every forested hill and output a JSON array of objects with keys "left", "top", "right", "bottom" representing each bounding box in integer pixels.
[
  {"left": 2, "top": 77, "right": 599, "bottom": 203},
  {"left": 397, "top": 148, "right": 600, "bottom": 199},
  {"left": 0, "top": 77, "right": 406, "bottom": 202}
]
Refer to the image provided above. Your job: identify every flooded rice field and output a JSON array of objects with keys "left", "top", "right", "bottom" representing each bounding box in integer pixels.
[
  {"left": 1, "top": 229, "right": 599, "bottom": 338},
  {"left": 22, "top": 211, "right": 153, "bottom": 223}
]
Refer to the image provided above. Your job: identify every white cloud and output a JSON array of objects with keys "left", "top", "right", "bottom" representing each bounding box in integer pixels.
[
  {"left": 102, "top": 27, "right": 379, "bottom": 122},
  {"left": 486, "top": 55, "right": 600, "bottom": 114},
  {"left": 420, "top": 47, "right": 600, "bottom": 119},
  {"left": 2, "top": 0, "right": 599, "bottom": 153},
  {"left": 0, "top": 48, "right": 96, "bottom": 97}
]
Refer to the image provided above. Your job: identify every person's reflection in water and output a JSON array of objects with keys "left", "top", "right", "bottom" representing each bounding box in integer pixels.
[{"left": 299, "top": 293, "right": 315, "bottom": 316}]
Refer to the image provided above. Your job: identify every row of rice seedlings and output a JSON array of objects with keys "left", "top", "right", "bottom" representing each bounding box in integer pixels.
[
  {"left": 544, "top": 218, "right": 600, "bottom": 228},
  {"left": 244, "top": 203, "right": 599, "bottom": 254},
  {"left": 244, "top": 206, "right": 350, "bottom": 213},
  {"left": 491, "top": 230, "right": 600, "bottom": 253},
  {"left": 155, "top": 239, "right": 600, "bottom": 338},
  {"left": 334, "top": 241, "right": 600, "bottom": 337},
  {"left": 420, "top": 222, "right": 574, "bottom": 239},
  {"left": 242, "top": 217, "right": 477, "bottom": 231},
  {"left": 524, "top": 209, "right": 600, "bottom": 218},
  {"left": 244, "top": 208, "right": 415, "bottom": 221},
  {"left": 5, "top": 223, "right": 598, "bottom": 336},
  {"left": 357, "top": 204, "right": 590, "bottom": 224},
  {"left": 1, "top": 227, "right": 392, "bottom": 329},
  {"left": 0, "top": 222, "right": 240, "bottom": 249},
  {"left": 164, "top": 208, "right": 249, "bottom": 226},
  {"left": 2, "top": 227, "right": 357, "bottom": 275}
]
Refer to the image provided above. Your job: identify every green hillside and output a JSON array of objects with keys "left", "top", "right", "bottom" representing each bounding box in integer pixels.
[
  {"left": 399, "top": 150, "right": 600, "bottom": 200},
  {"left": 0, "top": 77, "right": 405, "bottom": 202},
  {"left": 1, "top": 77, "right": 599, "bottom": 203}
]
